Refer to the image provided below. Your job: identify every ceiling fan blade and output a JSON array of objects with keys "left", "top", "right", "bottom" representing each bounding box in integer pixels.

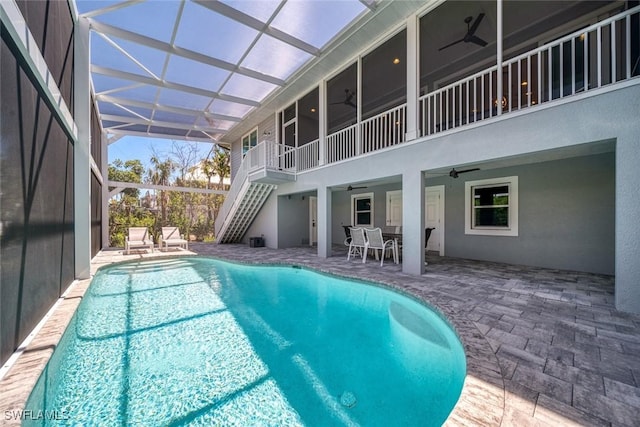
[
  {"left": 468, "top": 12, "right": 485, "bottom": 36},
  {"left": 468, "top": 35, "right": 488, "bottom": 47},
  {"left": 449, "top": 167, "right": 480, "bottom": 178},
  {"left": 439, "top": 38, "right": 464, "bottom": 51}
]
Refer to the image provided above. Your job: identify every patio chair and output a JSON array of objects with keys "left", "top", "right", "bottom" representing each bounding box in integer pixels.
[
  {"left": 347, "top": 227, "right": 368, "bottom": 262},
  {"left": 160, "top": 226, "right": 188, "bottom": 251},
  {"left": 425, "top": 227, "right": 435, "bottom": 265},
  {"left": 125, "top": 227, "right": 154, "bottom": 255},
  {"left": 342, "top": 225, "right": 353, "bottom": 246},
  {"left": 364, "top": 227, "right": 397, "bottom": 266}
]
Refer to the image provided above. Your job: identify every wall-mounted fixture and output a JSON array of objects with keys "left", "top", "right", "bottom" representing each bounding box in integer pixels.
[{"left": 263, "top": 131, "right": 272, "bottom": 136}]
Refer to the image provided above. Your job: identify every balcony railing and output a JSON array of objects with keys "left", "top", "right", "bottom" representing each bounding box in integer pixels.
[
  {"left": 297, "top": 139, "right": 319, "bottom": 172},
  {"left": 326, "top": 123, "right": 358, "bottom": 164},
  {"left": 232, "top": 6, "right": 638, "bottom": 186},
  {"left": 419, "top": 6, "right": 640, "bottom": 137},
  {"left": 361, "top": 103, "right": 407, "bottom": 153}
]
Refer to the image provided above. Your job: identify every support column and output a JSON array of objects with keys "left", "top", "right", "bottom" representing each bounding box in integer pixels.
[
  {"left": 402, "top": 170, "right": 425, "bottom": 275},
  {"left": 319, "top": 81, "right": 327, "bottom": 166},
  {"left": 405, "top": 13, "right": 420, "bottom": 141},
  {"left": 615, "top": 134, "right": 640, "bottom": 313},
  {"left": 101, "top": 131, "right": 109, "bottom": 248},
  {"left": 74, "top": 16, "right": 91, "bottom": 278},
  {"left": 317, "top": 186, "right": 333, "bottom": 258}
]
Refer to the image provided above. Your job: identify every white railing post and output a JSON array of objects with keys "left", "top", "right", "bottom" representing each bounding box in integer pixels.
[{"left": 497, "top": 0, "right": 503, "bottom": 116}]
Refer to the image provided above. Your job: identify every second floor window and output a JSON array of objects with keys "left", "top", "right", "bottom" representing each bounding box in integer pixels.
[{"left": 242, "top": 128, "right": 258, "bottom": 156}]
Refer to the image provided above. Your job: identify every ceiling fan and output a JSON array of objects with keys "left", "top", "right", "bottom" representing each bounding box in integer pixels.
[
  {"left": 439, "top": 13, "right": 488, "bottom": 51},
  {"left": 449, "top": 168, "right": 480, "bottom": 178},
  {"left": 339, "top": 184, "right": 368, "bottom": 191},
  {"left": 330, "top": 89, "right": 356, "bottom": 108}
]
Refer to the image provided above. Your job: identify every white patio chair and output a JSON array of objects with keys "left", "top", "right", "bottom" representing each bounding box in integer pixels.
[
  {"left": 160, "top": 226, "right": 188, "bottom": 251},
  {"left": 347, "top": 227, "right": 368, "bottom": 262},
  {"left": 125, "top": 227, "right": 154, "bottom": 255},
  {"left": 364, "top": 227, "right": 397, "bottom": 266}
]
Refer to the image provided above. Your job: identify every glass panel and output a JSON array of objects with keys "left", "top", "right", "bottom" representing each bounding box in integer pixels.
[
  {"left": 175, "top": 2, "right": 258, "bottom": 64},
  {"left": 92, "top": 74, "right": 137, "bottom": 94},
  {"left": 475, "top": 207, "right": 509, "bottom": 227},
  {"left": 208, "top": 99, "right": 254, "bottom": 118},
  {"left": 152, "top": 110, "right": 197, "bottom": 125},
  {"left": 157, "top": 89, "right": 212, "bottom": 110},
  {"left": 356, "top": 212, "right": 371, "bottom": 225},
  {"left": 221, "top": 73, "right": 278, "bottom": 101},
  {"left": 98, "top": 101, "right": 152, "bottom": 119},
  {"left": 241, "top": 34, "right": 313, "bottom": 80},
  {"left": 270, "top": 0, "right": 367, "bottom": 49},
  {"left": 284, "top": 103, "right": 296, "bottom": 123},
  {"left": 220, "top": 0, "right": 280, "bottom": 23},
  {"left": 92, "top": 1, "right": 179, "bottom": 43},
  {"left": 284, "top": 123, "right": 295, "bottom": 148},
  {"left": 298, "top": 87, "right": 319, "bottom": 146},
  {"left": 195, "top": 117, "right": 237, "bottom": 131},
  {"left": 356, "top": 198, "right": 371, "bottom": 211},
  {"left": 327, "top": 63, "right": 357, "bottom": 134},
  {"left": 91, "top": 36, "right": 158, "bottom": 78},
  {"left": 148, "top": 126, "right": 188, "bottom": 137},
  {"left": 249, "top": 130, "right": 258, "bottom": 146},
  {"left": 362, "top": 30, "right": 406, "bottom": 120},
  {"left": 110, "top": 85, "right": 158, "bottom": 104},
  {"left": 473, "top": 186, "right": 509, "bottom": 206},
  {"left": 164, "top": 56, "right": 230, "bottom": 92}
]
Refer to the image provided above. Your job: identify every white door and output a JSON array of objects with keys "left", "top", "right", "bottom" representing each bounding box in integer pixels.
[
  {"left": 386, "top": 190, "right": 402, "bottom": 226},
  {"left": 309, "top": 196, "right": 317, "bottom": 246},
  {"left": 425, "top": 186, "right": 444, "bottom": 255}
]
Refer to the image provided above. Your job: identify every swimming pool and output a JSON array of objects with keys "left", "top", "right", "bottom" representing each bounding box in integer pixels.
[{"left": 25, "top": 257, "right": 466, "bottom": 426}]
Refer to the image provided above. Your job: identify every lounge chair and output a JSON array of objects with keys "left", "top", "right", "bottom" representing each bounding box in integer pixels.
[
  {"left": 347, "top": 227, "right": 368, "bottom": 262},
  {"left": 364, "top": 227, "right": 397, "bottom": 266},
  {"left": 125, "top": 227, "right": 154, "bottom": 255},
  {"left": 160, "top": 226, "right": 188, "bottom": 251}
]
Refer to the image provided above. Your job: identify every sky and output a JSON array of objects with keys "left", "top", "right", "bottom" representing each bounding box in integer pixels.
[{"left": 108, "top": 135, "right": 215, "bottom": 173}]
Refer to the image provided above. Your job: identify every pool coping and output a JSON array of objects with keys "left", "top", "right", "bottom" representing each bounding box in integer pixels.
[{"left": 0, "top": 251, "right": 504, "bottom": 426}]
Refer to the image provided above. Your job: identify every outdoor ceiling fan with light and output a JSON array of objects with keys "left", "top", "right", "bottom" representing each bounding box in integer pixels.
[
  {"left": 439, "top": 13, "right": 488, "bottom": 51},
  {"left": 449, "top": 167, "right": 480, "bottom": 178},
  {"left": 339, "top": 184, "right": 368, "bottom": 191},
  {"left": 330, "top": 89, "right": 357, "bottom": 108}
]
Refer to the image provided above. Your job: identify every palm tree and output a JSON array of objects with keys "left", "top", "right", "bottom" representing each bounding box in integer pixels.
[
  {"left": 201, "top": 149, "right": 230, "bottom": 229},
  {"left": 147, "top": 155, "right": 175, "bottom": 224}
]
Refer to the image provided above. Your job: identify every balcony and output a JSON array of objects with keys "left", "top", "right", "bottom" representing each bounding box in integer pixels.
[{"left": 288, "top": 6, "right": 639, "bottom": 173}]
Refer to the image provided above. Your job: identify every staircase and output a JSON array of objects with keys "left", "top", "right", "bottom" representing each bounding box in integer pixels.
[
  {"left": 215, "top": 141, "right": 295, "bottom": 243},
  {"left": 216, "top": 181, "right": 274, "bottom": 243}
]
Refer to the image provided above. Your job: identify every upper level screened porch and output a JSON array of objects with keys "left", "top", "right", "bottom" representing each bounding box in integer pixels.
[{"left": 243, "top": 2, "right": 640, "bottom": 178}]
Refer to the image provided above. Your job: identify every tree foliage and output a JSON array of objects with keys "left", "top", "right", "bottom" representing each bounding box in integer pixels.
[{"left": 107, "top": 144, "right": 230, "bottom": 247}]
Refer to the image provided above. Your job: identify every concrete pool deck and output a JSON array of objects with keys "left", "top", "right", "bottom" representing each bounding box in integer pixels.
[{"left": 1, "top": 244, "right": 639, "bottom": 426}]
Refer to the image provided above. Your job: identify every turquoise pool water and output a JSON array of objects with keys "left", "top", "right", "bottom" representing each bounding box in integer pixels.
[{"left": 25, "top": 257, "right": 466, "bottom": 426}]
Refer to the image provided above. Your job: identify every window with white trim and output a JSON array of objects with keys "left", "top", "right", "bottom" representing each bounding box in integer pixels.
[
  {"left": 242, "top": 128, "right": 258, "bottom": 156},
  {"left": 351, "top": 193, "right": 374, "bottom": 227},
  {"left": 465, "top": 176, "right": 518, "bottom": 236}
]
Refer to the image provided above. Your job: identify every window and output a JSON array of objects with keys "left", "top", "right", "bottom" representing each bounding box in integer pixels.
[
  {"left": 351, "top": 193, "right": 374, "bottom": 227},
  {"left": 465, "top": 176, "right": 518, "bottom": 236},
  {"left": 242, "top": 128, "right": 258, "bottom": 156}
]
